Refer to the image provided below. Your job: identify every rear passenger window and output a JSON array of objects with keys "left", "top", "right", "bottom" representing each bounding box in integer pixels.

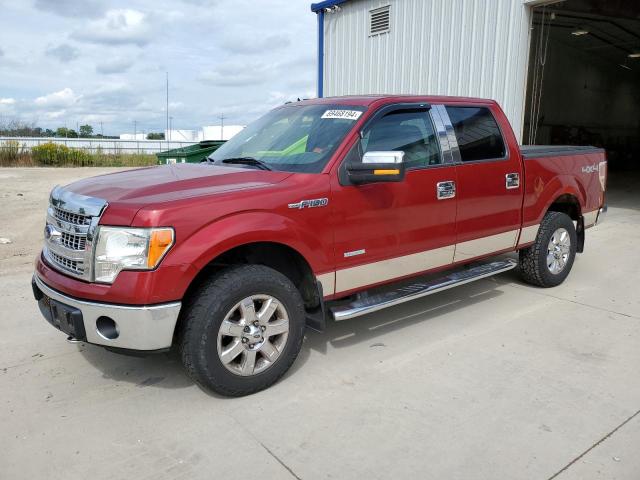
[{"left": 445, "top": 107, "right": 506, "bottom": 162}]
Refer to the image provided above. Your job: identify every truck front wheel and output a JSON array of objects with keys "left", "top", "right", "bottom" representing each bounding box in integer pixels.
[
  {"left": 519, "top": 211, "right": 577, "bottom": 288},
  {"left": 179, "top": 265, "right": 306, "bottom": 396}
]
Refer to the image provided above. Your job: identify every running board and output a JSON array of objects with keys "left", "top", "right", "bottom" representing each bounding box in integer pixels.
[{"left": 330, "top": 259, "right": 517, "bottom": 321}]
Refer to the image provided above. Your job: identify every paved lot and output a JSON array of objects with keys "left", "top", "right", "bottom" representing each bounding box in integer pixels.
[{"left": 1, "top": 167, "right": 639, "bottom": 480}]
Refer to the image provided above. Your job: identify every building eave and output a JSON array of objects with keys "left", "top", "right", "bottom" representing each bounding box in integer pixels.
[{"left": 310, "top": 0, "right": 350, "bottom": 13}]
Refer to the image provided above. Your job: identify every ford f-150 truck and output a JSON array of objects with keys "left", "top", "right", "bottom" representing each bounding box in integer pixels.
[{"left": 32, "top": 95, "right": 607, "bottom": 396}]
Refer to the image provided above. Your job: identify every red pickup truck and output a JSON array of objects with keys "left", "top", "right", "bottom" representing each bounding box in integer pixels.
[{"left": 33, "top": 95, "right": 607, "bottom": 396}]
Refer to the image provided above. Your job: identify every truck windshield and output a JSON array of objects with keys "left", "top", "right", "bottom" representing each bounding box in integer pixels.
[{"left": 208, "top": 104, "right": 366, "bottom": 173}]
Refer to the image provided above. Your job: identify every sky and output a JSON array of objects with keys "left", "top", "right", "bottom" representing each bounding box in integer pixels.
[{"left": 0, "top": 0, "right": 318, "bottom": 135}]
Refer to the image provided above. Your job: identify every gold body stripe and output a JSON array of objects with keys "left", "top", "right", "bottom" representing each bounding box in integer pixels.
[
  {"left": 517, "top": 224, "right": 540, "bottom": 246},
  {"left": 318, "top": 227, "right": 544, "bottom": 297}
]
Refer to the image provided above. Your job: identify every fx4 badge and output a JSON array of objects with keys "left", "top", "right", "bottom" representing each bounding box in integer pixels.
[
  {"left": 582, "top": 164, "right": 598, "bottom": 174},
  {"left": 288, "top": 198, "right": 329, "bottom": 209}
]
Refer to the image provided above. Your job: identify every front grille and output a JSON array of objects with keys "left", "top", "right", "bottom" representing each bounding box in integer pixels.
[
  {"left": 61, "top": 232, "right": 86, "bottom": 251},
  {"left": 48, "top": 250, "right": 84, "bottom": 274},
  {"left": 53, "top": 207, "right": 92, "bottom": 226},
  {"left": 43, "top": 186, "right": 107, "bottom": 281}
]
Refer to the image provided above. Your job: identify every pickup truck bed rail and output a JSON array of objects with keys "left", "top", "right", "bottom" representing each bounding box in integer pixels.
[{"left": 520, "top": 145, "right": 604, "bottom": 159}]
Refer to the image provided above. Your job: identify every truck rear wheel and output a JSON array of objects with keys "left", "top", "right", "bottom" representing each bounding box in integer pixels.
[
  {"left": 179, "top": 265, "right": 305, "bottom": 396},
  {"left": 519, "top": 211, "right": 577, "bottom": 288}
]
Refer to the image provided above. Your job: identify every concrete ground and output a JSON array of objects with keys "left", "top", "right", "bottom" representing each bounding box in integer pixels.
[{"left": 1, "top": 167, "right": 639, "bottom": 480}]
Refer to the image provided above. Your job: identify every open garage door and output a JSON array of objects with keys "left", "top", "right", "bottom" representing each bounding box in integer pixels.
[{"left": 523, "top": 0, "right": 640, "bottom": 184}]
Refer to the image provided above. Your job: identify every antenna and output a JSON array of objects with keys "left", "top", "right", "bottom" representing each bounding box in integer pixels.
[{"left": 219, "top": 113, "right": 225, "bottom": 140}]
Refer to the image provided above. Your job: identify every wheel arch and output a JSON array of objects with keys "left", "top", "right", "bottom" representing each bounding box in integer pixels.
[
  {"left": 545, "top": 191, "right": 585, "bottom": 253},
  {"left": 183, "top": 240, "right": 322, "bottom": 311}
]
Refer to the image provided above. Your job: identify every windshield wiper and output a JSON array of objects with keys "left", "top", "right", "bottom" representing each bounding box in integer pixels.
[{"left": 221, "top": 157, "right": 272, "bottom": 171}]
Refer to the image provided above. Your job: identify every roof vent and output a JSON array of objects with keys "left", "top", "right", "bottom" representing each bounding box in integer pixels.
[{"left": 369, "top": 6, "right": 390, "bottom": 36}]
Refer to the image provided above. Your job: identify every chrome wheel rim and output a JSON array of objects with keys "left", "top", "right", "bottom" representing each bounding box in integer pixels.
[
  {"left": 547, "top": 227, "right": 571, "bottom": 274},
  {"left": 216, "top": 295, "right": 289, "bottom": 376}
]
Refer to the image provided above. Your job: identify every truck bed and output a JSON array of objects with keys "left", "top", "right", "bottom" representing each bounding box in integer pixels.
[{"left": 520, "top": 145, "right": 604, "bottom": 159}]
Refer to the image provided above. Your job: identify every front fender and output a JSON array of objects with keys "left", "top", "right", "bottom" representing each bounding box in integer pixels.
[{"left": 171, "top": 210, "right": 332, "bottom": 278}]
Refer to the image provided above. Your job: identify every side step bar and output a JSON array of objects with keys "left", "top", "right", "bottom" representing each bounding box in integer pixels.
[{"left": 330, "top": 259, "right": 517, "bottom": 321}]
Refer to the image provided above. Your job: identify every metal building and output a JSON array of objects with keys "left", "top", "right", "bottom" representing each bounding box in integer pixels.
[{"left": 309, "top": 1, "right": 640, "bottom": 177}]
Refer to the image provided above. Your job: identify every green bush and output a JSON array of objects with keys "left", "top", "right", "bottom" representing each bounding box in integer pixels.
[
  {"left": 31, "top": 142, "right": 93, "bottom": 166},
  {"left": 25, "top": 142, "right": 156, "bottom": 167}
]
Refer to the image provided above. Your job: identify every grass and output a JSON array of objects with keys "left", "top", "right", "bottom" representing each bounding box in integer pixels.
[{"left": 0, "top": 140, "right": 157, "bottom": 167}]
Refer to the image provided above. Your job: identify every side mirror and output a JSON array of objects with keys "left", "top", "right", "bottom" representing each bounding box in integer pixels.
[{"left": 347, "top": 151, "right": 405, "bottom": 185}]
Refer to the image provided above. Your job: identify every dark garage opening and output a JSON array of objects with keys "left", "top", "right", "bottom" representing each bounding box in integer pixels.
[{"left": 524, "top": 0, "right": 640, "bottom": 198}]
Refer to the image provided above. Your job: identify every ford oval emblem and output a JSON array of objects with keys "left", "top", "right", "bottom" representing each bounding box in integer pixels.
[{"left": 45, "top": 224, "right": 61, "bottom": 241}]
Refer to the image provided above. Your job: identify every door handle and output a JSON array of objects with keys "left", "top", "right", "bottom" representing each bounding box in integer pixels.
[
  {"left": 506, "top": 173, "right": 520, "bottom": 189},
  {"left": 437, "top": 181, "right": 456, "bottom": 200}
]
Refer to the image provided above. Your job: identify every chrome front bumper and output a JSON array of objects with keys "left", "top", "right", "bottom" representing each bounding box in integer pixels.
[{"left": 33, "top": 275, "right": 181, "bottom": 351}]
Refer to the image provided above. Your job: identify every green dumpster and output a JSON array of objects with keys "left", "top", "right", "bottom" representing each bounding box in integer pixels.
[{"left": 156, "top": 140, "right": 225, "bottom": 165}]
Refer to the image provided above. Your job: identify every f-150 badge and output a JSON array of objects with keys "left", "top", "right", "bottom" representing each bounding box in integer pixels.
[{"left": 288, "top": 198, "right": 329, "bottom": 209}]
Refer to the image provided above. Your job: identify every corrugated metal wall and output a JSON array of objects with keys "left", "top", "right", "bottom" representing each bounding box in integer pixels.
[{"left": 322, "top": 0, "right": 533, "bottom": 140}]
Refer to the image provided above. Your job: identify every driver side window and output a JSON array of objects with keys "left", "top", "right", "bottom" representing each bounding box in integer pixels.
[{"left": 361, "top": 109, "right": 441, "bottom": 169}]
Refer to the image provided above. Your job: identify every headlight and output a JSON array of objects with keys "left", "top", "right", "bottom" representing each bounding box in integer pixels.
[{"left": 94, "top": 227, "right": 174, "bottom": 283}]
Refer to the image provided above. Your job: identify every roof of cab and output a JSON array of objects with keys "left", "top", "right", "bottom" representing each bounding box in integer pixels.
[{"left": 294, "top": 95, "right": 497, "bottom": 107}]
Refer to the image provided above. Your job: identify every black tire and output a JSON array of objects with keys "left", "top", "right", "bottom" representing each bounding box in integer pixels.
[
  {"left": 179, "top": 265, "right": 305, "bottom": 396},
  {"left": 519, "top": 211, "right": 577, "bottom": 288}
]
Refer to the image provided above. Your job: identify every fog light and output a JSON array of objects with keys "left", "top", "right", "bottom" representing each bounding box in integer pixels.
[{"left": 96, "top": 316, "right": 119, "bottom": 340}]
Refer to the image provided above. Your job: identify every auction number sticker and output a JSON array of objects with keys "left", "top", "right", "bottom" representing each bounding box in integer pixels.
[{"left": 321, "top": 110, "right": 363, "bottom": 120}]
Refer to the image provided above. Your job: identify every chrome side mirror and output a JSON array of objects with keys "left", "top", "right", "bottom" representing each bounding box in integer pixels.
[{"left": 347, "top": 151, "right": 406, "bottom": 184}]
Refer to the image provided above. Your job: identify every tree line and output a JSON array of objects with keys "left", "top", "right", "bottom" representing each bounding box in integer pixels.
[{"left": 0, "top": 120, "right": 165, "bottom": 140}]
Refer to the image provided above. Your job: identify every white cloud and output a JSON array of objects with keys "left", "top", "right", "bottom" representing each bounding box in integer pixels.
[
  {"left": 45, "top": 44, "right": 80, "bottom": 63},
  {"left": 96, "top": 57, "right": 134, "bottom": 74},
  {"left": 221, "top": 34, "right": 291, "bottom": 55},
  {"left": 72, "top": 9, "right": 151, "bottom": 46},
  {"left": 199, "top": 61, "right": 277, "bottom": 87},
  {"left": 34, "top": 88, "right": 81, "bottom": 108},
  {"left": 34, "top": 0, "right": 107, "bottom": 18},
  {"left": 0, "top": 98, "right": 16, "bottom": 105},
  {"left": 44, "top": 110, "right": 67, "bottom": 120}
]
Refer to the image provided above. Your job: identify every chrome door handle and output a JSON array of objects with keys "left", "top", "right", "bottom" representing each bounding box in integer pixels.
[
  {"left": 437, "top": 181, "right": 456, "bottom": 200},
  {"left": 506, "top": 173, "right": 520, "bottom": 189}
]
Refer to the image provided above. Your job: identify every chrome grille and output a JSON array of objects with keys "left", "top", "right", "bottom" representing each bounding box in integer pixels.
[
  {"left": 53, "top": 207, "right": 92, "bottom": 226},
  {"left": 48, "top": 250, "right": 84, "bottom": 274},
  {"left": 61, "top": 231, "right": 86, "bottom": 250},
  {"left": 43, "top": 186, "right": 107, "bottom": 281}
]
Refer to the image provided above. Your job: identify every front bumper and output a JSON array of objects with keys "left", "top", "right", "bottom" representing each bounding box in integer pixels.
[{"left": 32, "top": 274, "right": 181, "bottom": 351}]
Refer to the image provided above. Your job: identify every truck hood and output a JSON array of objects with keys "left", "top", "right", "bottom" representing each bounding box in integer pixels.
[{"left": 65, "top": 163, "right": 293, "bottom": 224}]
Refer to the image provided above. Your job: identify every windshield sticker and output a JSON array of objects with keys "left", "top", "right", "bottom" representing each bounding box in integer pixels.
[{"left": 321, "top": 110, "right": 363, "bottom": 121}]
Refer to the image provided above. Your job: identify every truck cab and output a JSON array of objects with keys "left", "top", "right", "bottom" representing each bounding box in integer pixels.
[{"left": 33, "top": 95, "right": 607, "bottom": 396}]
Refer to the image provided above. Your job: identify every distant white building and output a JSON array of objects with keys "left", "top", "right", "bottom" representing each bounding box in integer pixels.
[
  {"left": 120, "top": 125, "right": 245, "bottom": 142},
  {"left": 164, "top": 129, "right": 200, "bottom": 142},
  {"left": 119, "top": 133, "right": 146, "bottom": 140},
  {"left": 164, "top": 125, "right": 245, "bottom": 142},
  {"left": 201, "top": 125, "right": 244, "bottom": 141}
]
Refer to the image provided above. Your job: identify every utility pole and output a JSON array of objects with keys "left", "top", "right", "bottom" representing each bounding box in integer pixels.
[
  {"left": 76, "top": 121, "right": 79, "bottom": 138},
  {"left": 166, "top": 71, "right": 169, "bottom": 142},
  {"left": 219, "top": 113, "right": 225, "bottom": 140},
  {"left": 100, "top": 121, "right": 104, "bottom": 137},
  {"left": 134, "top": 120, "right": 137, "bottom": 139},
  {"left": 169, "top": 116, "right": 173, "bottom": 142}
]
